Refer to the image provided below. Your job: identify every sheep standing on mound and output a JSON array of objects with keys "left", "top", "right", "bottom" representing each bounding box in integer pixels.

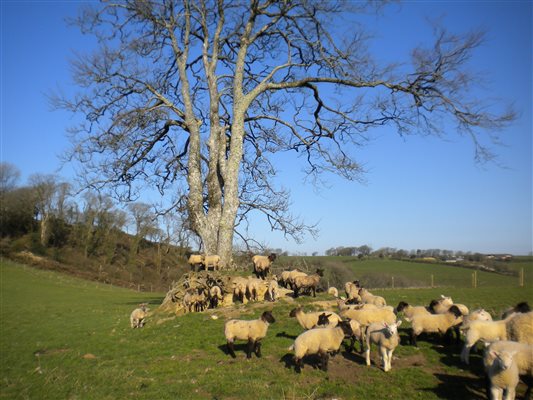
[
  {"left": 130, "top": 303, "right": 150, "bottom": 328},
  {"left": 365, "top": 320, "right": 402, "bottom": 372},
  {"left": 203, "top": 255, "right": 221, "bottom": 271},
  {"left": 224, "top": 311, "right": 276, "bottom": 359},
  {"left": 289, "top": 320, "right": 353, "bottom": 373},
  {"left": 293, "top": 269, "right": 324, "bottom": 298},
  {"left": 252, "top": 254, "right": 277, "bottom": 280},
  {"left": 187, "top": 254, "right": 204, "bottom": 271}
]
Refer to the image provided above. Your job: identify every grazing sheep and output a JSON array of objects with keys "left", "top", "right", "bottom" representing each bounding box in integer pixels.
[
  {"left": 203, "top": 255, "right": 221, "bottom": 271},
  {"left": 501, "top": 302, "right": 531, "bottom": 319},
  {"left": 485, "top": 341, "right": 533, "bottom": 400},
  {"left": 484, "top": 348, "right": 519, "bottom": 400},
  {"left": 293, "top": 269, "right": 324, "bottom": 298},
  {"left": 409, "top": 305, "right": 463, "bottom": 347},
  {"left": 506, "top": 311, "right": 533, "bottom": 344},
  {"left": 187, "top": 254, "right": 204, "bottom": 271},
  {"left": 252, "top": 254, "right": 277, "bottom": 280},
  {"left": 289, "top": 307, "right": 342, "bottom": 330},
  {"left": 267, "top": 278, "right": 279, "bottom": 302},
  {"left": 289, "top": 320, "right": 353, "bottom": 372},
  {"left": 130, "top": 303, "right": 149, "bottom": 328},
  {"left": 396, "top": 301, "right": 431, "bottom": 320},
  {"left": 285, "top": 269, "right": 308, "bottom": 290},
  {"left": 460, "top": 313, "right": 518, "bottom": 364},
  {"left": 358, "top": 288, "right": 386, "bottom": 307},
  {"left": 224, "top": 311, "right": 276, "bottom": 359},
  {"left": 365, "top": 320, "right": 402, "bottom": 372},
  {"left": 328, "top": 287, "right": 339, "bottom": 298},
  {"left": 209, "top": 285, "right": 223, "bottom": 309}
]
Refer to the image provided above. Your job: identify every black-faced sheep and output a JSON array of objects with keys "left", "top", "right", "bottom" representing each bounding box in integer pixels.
[
  {"left": 293, "top": 269, "right": 324, "bottom": 298},
  {"left": 289, "top": 320, "right": 353, "bottom": 372},
  {"left": 365, "top": 320, "right": 402, "bottom": 372},
  {"left": 252, "top": 254, "right": 277, "bottom": 280},
  {"left": 396, "top": 301, "right": 431, "bottom": 320},
  {"left": 409, "top": 305, "right": 463, "bottom": 347},
  {"left": 501, "top": 302, "right": 531, "bottom": 319},
  {"left": 130, "top": 303, "right": 149, "bottom": 328},
  {"left": 224, "top": 311, "right": 276, "bottom": 359},
  {"left": 289, "top": 307, "right": 342, "bottom": 330},
  {"left": 506, "top": 311, "right": 533, "bottom": 344}
]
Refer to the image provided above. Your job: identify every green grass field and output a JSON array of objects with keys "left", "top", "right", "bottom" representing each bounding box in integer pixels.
[{"left": 1, "top": 258, "right": 532, "bottom": 399}]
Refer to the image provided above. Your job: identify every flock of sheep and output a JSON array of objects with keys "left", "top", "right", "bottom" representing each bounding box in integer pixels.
[{"left": 129, "top": 254, "right": 533, "bottom": 400}]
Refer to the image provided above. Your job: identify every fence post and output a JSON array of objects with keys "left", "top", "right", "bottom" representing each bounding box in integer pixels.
[
  {"left": 431, "top": 274, "right": 434, "bottom": 288},
  {"left": 472, "top": 271, "right": 477, "bottom": 288},
  {"left": 392, "top": 276, "right": 395, "bottom": 289},
  {"left": 519, "top": 268, "right": 524, "bottom": 287}
]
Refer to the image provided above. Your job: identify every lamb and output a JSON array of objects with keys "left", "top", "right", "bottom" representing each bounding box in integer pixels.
[
  {"left": 231, "top": 276, "right": 249, "bottom": 304},
  {"left": 327, "top": 287, "right": 339, "bottom": 298},
  {"left": 183, "top": 288, "right": 207, "bottom": 313},
  {"left": 409, "top": 305, "right": 463, "bottom": 347},
  {"left": 345, "top": 281, "right": 361, "bottom": 303},
  {"left": 293, "top": 269, "right": 323, "bottom": 298},
  {"left": 130, "top": 303, "right": 149, "bottom": 328},
  {"left": 267, "top": 278, "right": 279, "bottom": 302},
  {"left": 365, "top": 320, "right": 402, "bottom": 372},
  {"left": 484, "top": 348, "right": 520, "bottom": 400},
  {"left": 289, "top": 320, "right": 353, "bottom": 372},
  {"left": 208, "top": 285, "right": 223, "bottom": 309},
  {"left": 224, "top": 311, "right": 276, "bottom": 359},
  {"left": 187, "top": 254, "right": 204, "bottom": 271},
  {"left": 358, "top": 288, "right": 386, "bottom": 307},
  {"left": 396, "top": 301, "right": 431, "bottom": 320},
  {"left": 485, "top": 341, "right": 533, "bottom": 400},
  {"left": 203, "top": 254, "right": 221, "bottom": 271},
  {"left": 246, "top": 277, "right": 267, "bottom": 302},
  {"left": 462, "top": 308, "right": 493, "bottom": 326},
  {"left": 506, "top": 311, "right": 533, "bottom": 344},
  {"left": 289, "top": 307, "right": 342, "bottom": 330},
  {"left": 252, "top": 253, "right": 277, "bottom": 280},
  {"left": 460, "top": 313, "right": 518, "bottom": 364}
]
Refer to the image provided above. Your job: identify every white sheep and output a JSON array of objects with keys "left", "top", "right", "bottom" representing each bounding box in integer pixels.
[
  {"left": 203, "top": 254, "right": 221, "bottom": 270},
  {"left": 462, "top": 308, "right": 493, "bottom": 326},
  {"left": 430, "top": 295, "right": 469, "bottom": 316},
  {"left": 183, "top": 288, "right": 207, "bottom": 313},
  {"left": 252, "top": 254, "right": 276, "bottom": 279},
  {"left": 224, "top": 311, "right": 276, "bottom": 359},
  {"left": 396, "top": 301, "right": 431, "bottom": 320},
  {"left": 484, "top": 348, "right": 519, "bottom": 400},
  {"left": 293, "top": 269, "right": 323, "bottom": 298},
  {"left": 409, "top": 305, "right": 463, "bottom": 347},
  {"left": 267, "top": 278, "right": 279, "bottom": 302},
  {"left": 365, "top": 320, "right": 402, "bottom": 372},
  {"left": 289, "top": 307, "right": 342, "bottom": 330},
  {"left": 344, "top": 281, "right": 361, "bottom": 302},
  {"left": 485, "top": 341, "right": 533, "bottom": 400},
  {"left": 208, "top": 285, "right": 223, "bottom": 309},
  {"left": 130, "top": 303, "right": 149, "bottom": 328},
  {"left": 337, "top": 299, "right": 378, "bottom": 312},
  {"left": 460, "top": 313, "right": 518, "bottom": 364},
  {"left": 339, "top": 305, "right": 396, "bottom": 328},
  {"left": 246, "top": 277, "right": 267, "bottom": 302},
  {"left": 506, "top": 311, "right": 533, "bottom": 345},
  {"left": 289, "top": 320, "right": 353, "bottom": 372},
  {"left": 231, "top": 276, "right": 249, "bottom": 304},
  {"left": 327, "top": 287, "right": 339, "bottom": 298},
  {"left": 358, "top": 288, "right": 386, "bottom": 307}
]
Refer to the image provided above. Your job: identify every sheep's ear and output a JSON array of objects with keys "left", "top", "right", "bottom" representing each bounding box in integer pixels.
[
  {"left": 440, "top": 295, "right": 445, "bottom": 299},
  {"left": 383, "top": 322, "right": 388, "bottom": 328},
  {"left": 396, "top": 320, "right": 402, "bottom": 327},
  {"left": 489, "top": 350, "right": 498, "bottom": 358}
]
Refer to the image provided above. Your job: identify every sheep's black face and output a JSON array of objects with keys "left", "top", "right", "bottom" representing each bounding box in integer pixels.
[
  {"left": 269, "top": 253, "right": 277, "bottom": 262},
  {"left": 396, "top": 301, "right": 408, "bottom": 312},
  {"left": 428, "top": 300, "right": 440, "bottom": 313},
  {"left": 262, "top": 311, "right": 276, "bottom": 323},
  {"left": 316, "top": 313, "right": 331, "bottom": 327},
  {"left": 448, "top": 305, "right": 462, "bottom": 318},
  {"left": 316, "top": 269, "right": 324, "bottom": 277},
  {"left": 289, "top": 308, "right": 300, "bottom": 318},
  {"left": 515, "top": 302, "right": 531, "bottom": 313}
]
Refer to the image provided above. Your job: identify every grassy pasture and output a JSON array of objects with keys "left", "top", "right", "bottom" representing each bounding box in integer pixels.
[{"left": 1, "top": 259, "right": 532, "bottom": 399}]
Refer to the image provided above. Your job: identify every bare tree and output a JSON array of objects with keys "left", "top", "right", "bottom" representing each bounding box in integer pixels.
[
  {"left": 0, "top": 162, "right": 21, "bottom": 194},
  {"left": 55, "top": 1, "right": 514, "bottom": 267}
]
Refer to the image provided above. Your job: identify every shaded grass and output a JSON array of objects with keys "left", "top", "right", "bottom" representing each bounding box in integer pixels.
[{"left": 1, "top": 259, "right": 532, "bottom": 399}]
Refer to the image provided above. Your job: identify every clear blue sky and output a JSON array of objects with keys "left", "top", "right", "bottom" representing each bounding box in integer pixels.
[{"left": 1, "top": 1, "right": 532, "bottom": 255}]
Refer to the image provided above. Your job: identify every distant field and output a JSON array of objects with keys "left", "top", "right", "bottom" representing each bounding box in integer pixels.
[{"left": 1, "top": 259, "right": 532, "bottom": 399}]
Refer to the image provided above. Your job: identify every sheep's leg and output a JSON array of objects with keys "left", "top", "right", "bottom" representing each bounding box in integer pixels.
[
  {"left": 385, "top": 349, "right": 393, "bottom": 372},
  {"left": 454, "top": 326, "right": 461, "bottom": 344},
  {"left": 227, "top": 341, "right": 237, "bottom": 358},
  {"left": 522, "top": 376, "right": 532, "bottom": 400},
  {"left": 410, "top": 329, "right": 418, "bottom": 347},
  {"left": 294, "top": 357, "right": 303, "bottom": 373},
  {"left": 319, "top": 351, "right": 329, "bottom": 372},
  {"left": 364, "top": 347, "right": 371, "bottom": 366},
  {"left": 254, "top": 341, "right": 262, "bottom": 358},
  {"left": 503, "top": 387, "right": 515, "bottom": 400},
  {"left": 490, "top": 386, "right": 503, "bottom": 400},
  {"left": 379, "top": 347, "right": 388, "bottom": 371},
  {"left": 246, "top": 339, "right": 254, "bottom": 359},
  {"left": 460, "top": 343, "right": 473, "bottom": 365}
]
